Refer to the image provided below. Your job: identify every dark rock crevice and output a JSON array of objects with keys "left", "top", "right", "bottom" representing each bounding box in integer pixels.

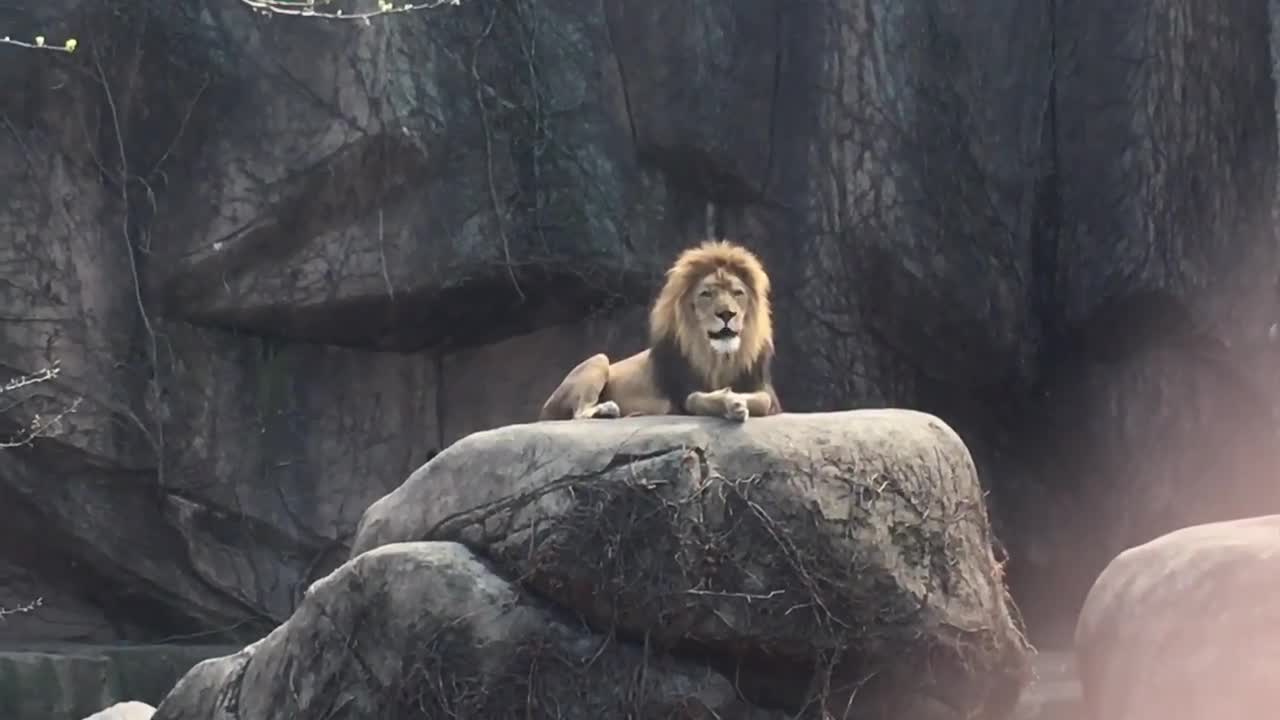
[{"left": 0, "top": 451, "right": 266, "bottom": 644}]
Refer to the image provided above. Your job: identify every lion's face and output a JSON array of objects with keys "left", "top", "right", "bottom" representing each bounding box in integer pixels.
[{"left": 691, "top": 269, "right": 752, "bottom": 355}]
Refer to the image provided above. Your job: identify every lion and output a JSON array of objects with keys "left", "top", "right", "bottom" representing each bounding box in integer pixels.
[{"left": 538, "top": 239, "right": 782, "bottom": 423}]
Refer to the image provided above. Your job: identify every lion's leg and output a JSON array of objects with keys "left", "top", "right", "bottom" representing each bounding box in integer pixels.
[
  {"left": 737, "top": 390, "right": 777, "bottom": 417},
  {"left": 684, "top": 389, "right": 775, "bottom": 422},
  {"left": 580, "top": 400, "right": 622, "bottom": 419},
  {"left": 538, "top": 354, "right": 621, "bottom": 421},
  {"left": 685, "top": 388, "right": 747, "bottom": 421}
]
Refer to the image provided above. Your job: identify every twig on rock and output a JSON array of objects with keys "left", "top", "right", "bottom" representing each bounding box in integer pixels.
[{"left": 0, "top": 597, "right": 44, "bottom": 620}]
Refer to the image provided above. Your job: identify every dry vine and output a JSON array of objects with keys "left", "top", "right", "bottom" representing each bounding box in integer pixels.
[
  {"left": 0, "top": 597, "right": 44, "bottom": 620},
  {"left": 411, "top": 446, "right": 1027, "bottom": 718},
  {"left": 0, "top": 362, "right": 83, "bottom": 449},
  {"left": 0, "top": 363, "right": 77, "bottom": 619}
]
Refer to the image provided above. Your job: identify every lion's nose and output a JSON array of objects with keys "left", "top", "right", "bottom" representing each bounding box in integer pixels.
[{"left": 716, "top": 309, "right": 736, "bottom": 323}]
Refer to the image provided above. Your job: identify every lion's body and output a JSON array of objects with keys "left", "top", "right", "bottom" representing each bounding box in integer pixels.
[{"left": 539, "top": 240, "right": 782, "bottom": 423}]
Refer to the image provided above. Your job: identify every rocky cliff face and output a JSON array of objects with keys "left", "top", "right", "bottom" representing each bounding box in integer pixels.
[{"left": 2, "top": 0, "right": 1280, "bottom": 648}]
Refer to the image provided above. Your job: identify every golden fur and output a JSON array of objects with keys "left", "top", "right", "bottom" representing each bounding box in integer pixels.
[{"left": 538, "top": 239, "right": 782, "bottom": 423}]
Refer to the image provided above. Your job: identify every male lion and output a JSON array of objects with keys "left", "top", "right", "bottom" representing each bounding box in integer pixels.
[{"left": 538, "top": 239, "right": 782, "bottom": 423}]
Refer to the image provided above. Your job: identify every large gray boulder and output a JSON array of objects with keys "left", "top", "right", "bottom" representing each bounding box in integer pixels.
[
  {"left": 1075, "top": 514, "right": 1280, "bottom": 720},
  {"left": 152, "top": 541, "right": 783, "bottom": 720},
  {"left": 352, "top": 409, "right": 1032, "bottom": 717}
]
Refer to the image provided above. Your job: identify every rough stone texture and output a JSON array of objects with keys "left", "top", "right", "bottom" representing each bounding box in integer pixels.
[
  {"left": 353, "top": 410, "right": 1032, "bottom": 717},
  {"left": 3, "top": 0, "right": 1280, "bottom": 651},
  {"left": 152, "top": 541, "right": 786, "bottom": 720},
  {"left": 142, "top": 1, "right": 663, "bottom": 351},
  {"left": 773, "top": 0, "right": 1280, "bottom": 646},
  {"left": 0, "top": 644, "right": 231, "bottom": 720},
  {"left": 1074, "top": 514, "right": 1280, "bottom": 720},
  {"left": 0, "top": 650, "right": 112, "bottom": 720}
]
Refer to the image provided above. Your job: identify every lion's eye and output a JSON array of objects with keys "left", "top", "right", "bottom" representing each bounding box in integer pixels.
[
  {"left": 699, "top": 289, "right": 713, "bottom": 298},
  {"left": 732, "top": 289, "right": 746, "bottom": 298}
]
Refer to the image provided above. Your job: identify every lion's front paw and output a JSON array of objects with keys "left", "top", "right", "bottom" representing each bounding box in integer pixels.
[
  {"left": 591, "top": 401, "right": 621, "bottom": 419},
  {"left": 724, "top": 396, "right": 749, "bottom": 422}
]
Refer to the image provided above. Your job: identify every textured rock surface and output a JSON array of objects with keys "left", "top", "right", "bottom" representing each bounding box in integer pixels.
[
  {"left": 3, "top": 0, "right": 1280, "bottom": 651},
  {"left": 1075, "top": 514, "right": 1280, "bottom": 720},
  {"left": 152, "top": 541, "right": 785, "bottom": 720},
  {"left": 0, "top": 644, "right": 230, "bottom": 720},
  {"left": 353, "top": 410, "right": 1032, "bottom": 717},
  {"left": 0, "top": 0, "right": 669, "bottom": 643}
]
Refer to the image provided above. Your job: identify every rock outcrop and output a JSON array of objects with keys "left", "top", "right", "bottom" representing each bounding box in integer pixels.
[
  {"left": 1074, "top": 514, "right": 1280, "bottom": 720},
  {"left": 153, "top": 541, "right": 786, "bottom": 720},
  {"left": 0, "top": 0, "right": 671, "bottom": 643},
  {"left": 349, "top": 409, "right": 1032, "bottom": 717},
  {"left": 4, "top": 0, "right": 1280, "bottom": 653}
]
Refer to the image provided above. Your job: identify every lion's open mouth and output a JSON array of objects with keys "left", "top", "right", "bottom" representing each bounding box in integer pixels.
[{"left": 708, "top": 328, "right": 738, "bottom": 340}]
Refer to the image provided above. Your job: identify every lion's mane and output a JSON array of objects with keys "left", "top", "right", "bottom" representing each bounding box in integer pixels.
[{"left": 648, "top": 240, "right": 775, "bottom": 389}]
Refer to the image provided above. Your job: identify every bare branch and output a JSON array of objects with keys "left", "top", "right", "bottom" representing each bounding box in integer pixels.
[
  {"left": 0, "top": 396, "right": 83, "bottom": 449},
  {"left": 1, "top": 363, "right": 61, "bottom": 394},
  {"left": 0, "top": 597, "right": 43, "bottom": 620},
  {"left": 0, "top": 362, "right": 83, "bottom": 448},
  {"left": 1, "top": 368, "right": 75, "bottom": 618},
  {"left": 239, "top": 0, "right": 461, "bottom": 20},
  {"left": 0, "top": 35, "right": 77, "bottom": 52}
]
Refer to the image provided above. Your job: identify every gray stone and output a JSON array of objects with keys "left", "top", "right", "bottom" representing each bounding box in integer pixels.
[
  {"left": 152, "top": 541, "right": 784, "bottom": 720},
  {"left": 1075, "top": 515, "right": 1280, "bottom": 720},
  {"left": 353, "top": 409, "right": 1032, "bottom": 717},
  {"left": 5, "top": 0, "right": 1276, "bottom": 662},
  {"left": 0, "top": 644, "right": 232, "bottom": 720}
]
